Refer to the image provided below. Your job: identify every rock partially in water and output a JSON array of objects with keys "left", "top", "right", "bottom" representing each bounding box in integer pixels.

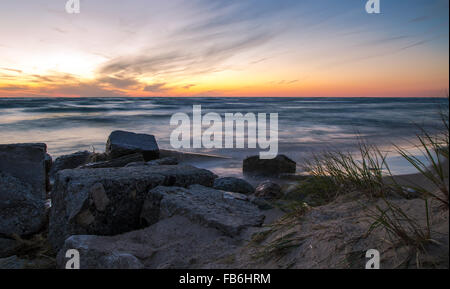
[
  {"left": 0, "top": 143, "right": 47, "bottom": 199},
  {"left": 141, "top": 184, "right": 264, "bottom": 236},
  {"left": 106, "top": 130, "right": 159, "bottom": 161},
  {"left": 213, "top": 177, "right": 254, "bottom": 195},
  {"left": 243, "top": 155, "right": 296, "bottom": 177},
  {"left": 49, "top": 165, "right": 217, "bottom": 250},
  {"left": 0, "top": 172, "right": 47, "bottom": 236},
  {"left": 254, "top": 181, "right": 283, "bottom": 200}
]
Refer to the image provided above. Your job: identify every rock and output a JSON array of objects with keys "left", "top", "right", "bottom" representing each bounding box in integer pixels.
[
  {"left": 213, "top": 177, "right": 254, "bottom": 194},
  {"left": 49, "top": 151, "right": 92, "bottom": 178},
  {"left": 125, "top": 161, "right": 147, "bottom": 167},
  {"left": 45, "top": 153, "right": 52, "bottom": 192},
  {"left": 56, "top": 215, "right": 240, "bottom": 269},
  {"left": 124, "top": 157, "right": 179, "bottom": 168},
  {"left": 243, "top": 154, "right": 296, "bottom": 177},
  {"left": 248, "top": 196, "right": 274, "bottom": 210},
  {"left": 0, "top": 172, "right": 47, "bottom": 236},
  {"left": 147, "top": 157, "right": 178, "bottom": 166},
  {"left": 49, "top": 165, "right": 217, "bottom": 250},
  {"left": 0, "top": 143, "right": 47, "bottom": 199},
  {"left": 106, "top": 130, "right": 159, "bottom": 161},
  {"left": 78, "top": 153, "right": 144, "bottom": 169},
  {"left": 254, "top": 181, "right": 283, "bottom": 200},
  {"left": 0, "top": 255, "right": 54, "bottom": 269},
  {"left": 140, "top": 185, "right": 264, "bottom": 236},
  {"left": 0, "top": 237, "right": 18, "bottom": 258},
  {"left": 0, "top": 255, "right": 28, "bottom": 269}
]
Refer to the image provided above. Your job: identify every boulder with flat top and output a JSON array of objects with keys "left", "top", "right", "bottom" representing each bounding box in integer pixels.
[
  {"left": 106, "top": 130, "right": 159, "bottom": 161},
  {"left": 49, "top": 165, "right": 217, "bottom": 250},
  {"left": 0, "top": 143, "right": 47, "bottom": 199},
  {"left": 140, "top": 184, "right": 264, "bottom": 236},
  {"left": 243, "top": 154, "right": 296, "bottom": 177}
]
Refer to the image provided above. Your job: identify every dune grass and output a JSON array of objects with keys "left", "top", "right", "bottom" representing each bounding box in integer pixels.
[{"left": 299, "top": 102, "right": 449, "bottom": 266}]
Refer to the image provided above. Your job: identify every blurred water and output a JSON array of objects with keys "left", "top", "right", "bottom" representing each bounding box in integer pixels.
[{"left": 0, "top": 97, "right": 447, "bottom": 175}]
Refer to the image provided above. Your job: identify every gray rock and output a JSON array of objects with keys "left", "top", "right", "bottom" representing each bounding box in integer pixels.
[
  {"left": 0, "top": 143, "right": 47, "bottom": 199},
  {"left": 141, "top": 184, "right": 264, "bottom": 236},
  {"left": 213, "top": 177, "right": 254, "bottom": 194},
  {"left": 248, "top": 196, "right": 274, "bottom": 210},
  {"left": 125, "top": 161, "right": 147, "bottom": 167},
  {"left": 50, "top": 151, "right": 92, "bottom": 178},
  {"left": 124, "top": 157, "right": 179, "bottom": 168},
  {"left": 254, "top": 181, "right": 283, "bottom": 200},
  {"left": 106, "top": 130, "right": 159, "bottom": 161},
  {"left": 147, "top": 157, "right": 178, "bottom": 166},
  {"left": 45, "top": 153, "right": 52, "bottom": 192},
  {"left": 49, "top": 165, "right": 217, "bottom": 250},
  {"left": 0, "top": 255, "right": 54, "bottom": 269},
  {"left": 0, "top": 255, "right": 28, "bottom": 269},
  {"left": 243, "top": 154, "right": 296, "bottom": 177},
  {"left": 0, "top": 172, "right": 47, "bottom": 236},
  {"left": 78, "top": 153, "right": 144, "bottom": 169},
  {"left": 57, "top": 216, "right": 240, "bottom": 269},
  {"left": 0, "top": 237, "right": 17, "bottom": 258}
]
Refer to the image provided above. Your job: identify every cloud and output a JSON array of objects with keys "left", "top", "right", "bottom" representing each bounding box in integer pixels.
[
  {"left": 182, "top": 84, "right": 196, "bottom": 89},
  {"left": 143, "top": 82, "right": 168, "bottom": 92},
  {"left": 98, "top": 76, "right": 140, "bottom": 89},
  {"left": 0, "top": 67, "right": 22, "bottom": 73}
]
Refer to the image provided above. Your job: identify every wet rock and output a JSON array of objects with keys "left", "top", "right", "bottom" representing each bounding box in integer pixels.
[
  {"left": 140, "top": 185, "right": 264, "bottom": 236},
  {"left": 254, "top": 181, "right": 283, "bottom": 200},
  {"left": 57, "top": 216, "right": 240, "bottom": 269},
  {"left": 213, "top": 177, "right": 254, "bottom": 194},
  {"left": 78, "top": 153, "right": 144, "bottom": 169},
  {"left": 106, "top": 130, "right": 159, "bottom": 161},
  {"left": 0, "top": 143, "right": 47, "bottom": 199},
  {"left": 243, "top": 155, "right": 296, "bottom": 177},
  {"left": 50, "top": 151, "right": 92, "bottom": 178},
  {"left": 0, "top": 172, "right": 47, "bottom": 236},
  {"left": 49, "top": 165, "right": 217, "bottom": 250}
]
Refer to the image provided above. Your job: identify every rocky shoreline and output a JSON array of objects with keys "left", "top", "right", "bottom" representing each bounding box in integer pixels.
[{"left": 0, "top": 130, "right": 448, "bottom": 269}]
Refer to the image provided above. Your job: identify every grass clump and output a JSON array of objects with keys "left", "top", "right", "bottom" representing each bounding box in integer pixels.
[
  {"left": 284, "top": 176, "right": 338, "bottom": 206},
  {"left": 303, "top": 139, "right": 394, "bottom": 199}
]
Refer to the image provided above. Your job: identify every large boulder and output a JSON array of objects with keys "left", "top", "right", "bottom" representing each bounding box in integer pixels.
[
  {"left": 140, "top": 185, "right": 264, "bottom": 236},
  {"left": 106, "top": 130, "right": 159, "bottom": 161},
  {"left": 243, "top": 154, "right": 296, "bottom": 177},
  {"left": 49, "top": 151, "right": 92, "bottom": 178},
  {"left": 0, "top": 172, "right": 47, "bottom": 236},
  {"left": 49, "top": 165, "right": 217, "bottom": 250},
  {"left": 56, "top": 215, "right": 240, "bottom": 269},
  {"left": 213, "top": 177, "right": 254, "bottom": 194},
  {"left": 0, "top": 143, "right": 47, "bottom": 199}
]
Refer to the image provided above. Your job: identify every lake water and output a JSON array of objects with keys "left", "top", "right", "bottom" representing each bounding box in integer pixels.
[{"left": 0, "top": 97, "right": 447, "bottom": 176}]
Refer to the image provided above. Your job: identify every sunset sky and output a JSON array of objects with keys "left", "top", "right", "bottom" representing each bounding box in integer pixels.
[{"left": 0, "top": 0, "right": 448, "bottom": 98}]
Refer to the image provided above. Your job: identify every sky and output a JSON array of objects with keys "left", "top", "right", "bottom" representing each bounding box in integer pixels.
[{"left": 0, "top": 0, "right": 448, "bottom": 98}]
